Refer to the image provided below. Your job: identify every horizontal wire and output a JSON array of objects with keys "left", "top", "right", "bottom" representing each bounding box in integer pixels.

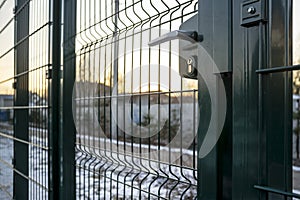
[
  {"left": 74, "top": 89, "right": 198, "bottom": 100},
  {"left": 76, "top": 142, "right": 197, "bottom": 172},
  {"left": 63, "top": 5, "right": 195, "bottom": 63},
  {"left": 0, "top": 131, "right": 48, "bottom": 150},
  {"left": 76, "top": 145, "right": 197, "bottom": 186},
  {"left": 76, "top": 163, "right": 170, "bottom": 200},
  {"left": 76, "top": 0, "right": 193, "bottom": 39},
  {"left": 0, "top": 64, "right": 51, "bottom": 85},
  {"left": 76, "top": 9, "right": 198, "bottom": 52},
  {"left": 73, "top": 0, "right": 198, "bottom": 198},
  {"left": 0, "top": 157, "right": 49, "bottom": 192},
  {"left": 0, "top": 0, "right": 32, "bottom": 36},
  {"left": 0, "top": 105, "right": 49, "bottom": 110},
  {"left": 0, "top": 21, "right": 52, "bottom": 60},
  {"left": 63, "top": 0, "right": 197, "bottom": 48},
  {"left": 77, "top": 134, "right": 197, "bottom": 156}
]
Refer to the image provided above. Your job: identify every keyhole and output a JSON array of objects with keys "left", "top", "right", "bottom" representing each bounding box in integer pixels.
[{"left": 187, "top": 57, "right": 194, "bottom": 74}]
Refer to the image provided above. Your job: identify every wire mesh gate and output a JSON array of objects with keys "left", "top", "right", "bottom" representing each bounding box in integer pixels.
[
  {"left": 0, "top": 0, "right": 200, "bottom": 199},
  {"left": 0, "top": 0, "right": 294, "bottom": 199},
  {"left": 73, "top": 0, "right": 199, "bottom": 199},
  {"left": 0, "top": 0, "right": 58, "bottom": 199}
]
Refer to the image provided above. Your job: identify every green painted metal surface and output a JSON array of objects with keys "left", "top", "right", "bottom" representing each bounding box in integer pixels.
[
  {"left": 61, "top": 0, "right": 76, "bottom": 199},
  {"left": 6, "top": 0, "right": 294, "bottom": 199},
  {"left": 197, "top": 0, "right": 292, "bottom": 199},
  {"left": 13, "top": 0, "right": 29, "bottom": 198}
]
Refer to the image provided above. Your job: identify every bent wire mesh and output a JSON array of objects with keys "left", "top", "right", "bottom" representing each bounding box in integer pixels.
[
  {"left": 73, "top": 0, "right": 199, "bottom": 199},
  {"left": 0, "top": 0, "right": 52, "bottom": 199}
]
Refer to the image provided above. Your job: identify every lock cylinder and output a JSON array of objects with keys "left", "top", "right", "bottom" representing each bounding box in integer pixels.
[{"left": 180, "top": 55, "right": 198, "bottom": 79}]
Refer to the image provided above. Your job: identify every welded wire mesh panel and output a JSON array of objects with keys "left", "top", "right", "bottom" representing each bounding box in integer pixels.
[
  {"left": 73, "top": 0, "right": 199, "bottom": 199},
  {"left": 28, "top": 0, "right": 51, "bottom": 198},
  {"left": 0, "top": 0, "right": 52, "bottom": 199}
]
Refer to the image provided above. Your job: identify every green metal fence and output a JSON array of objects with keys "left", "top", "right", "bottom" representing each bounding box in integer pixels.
[
  {"left": 0, "top": 0, "right": 53, "bottom": 198},
  {"left": 75, "top": 0, "right": 199, "bottom": 198},
  {"left": 0, "top": 0, "right": 297, "bottom": 199}
]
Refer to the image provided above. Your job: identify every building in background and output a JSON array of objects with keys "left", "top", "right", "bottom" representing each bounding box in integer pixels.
[{"left": 0, "top": 94, "right": 13, "bottom": 122}]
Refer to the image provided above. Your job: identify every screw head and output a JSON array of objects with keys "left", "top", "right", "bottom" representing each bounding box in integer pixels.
[{"left": 247, "top": 6, "right": 256, "bottom": 14}]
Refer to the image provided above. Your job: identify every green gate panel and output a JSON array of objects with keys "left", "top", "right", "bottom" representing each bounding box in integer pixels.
[{"left": 14, "top": 0, "right": 29, "bottom": 198}]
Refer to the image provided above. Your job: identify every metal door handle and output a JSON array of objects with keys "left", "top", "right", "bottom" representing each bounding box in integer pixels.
[{"left": 148, "top": 30, "right": 202, "bottom": 46}]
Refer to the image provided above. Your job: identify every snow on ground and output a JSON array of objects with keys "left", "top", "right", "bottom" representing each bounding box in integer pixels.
[
  {"left": 75, "top": 149, "right": 197, "bottom": 199},
  {"left": 0, "top": 126, "right": 197, "bottom": 199},
  {"left": 2, "top": 122, "right": 300, "bottom": 199},
  {"left": 0, "top": 131, "right": 13, "bottom": 199}
]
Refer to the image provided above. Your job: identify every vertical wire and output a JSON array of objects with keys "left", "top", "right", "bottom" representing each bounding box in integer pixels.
[
  {"left": 130, "top": 1, "right": 135, "bottom": 195},
  {"left": 47, "top": 0, "right": 51, "bottom": 197},
  {"left": 147, "top": 1, "right": 161, "bottom": 198},
  {"left": 102, "top": 4, "right": 110, "bottom": 195},
  {"left": 83, "top": 2, "right": 90, "bottom": 197},
  {"left": 86, "top": 0, "right": 94, "bottom": 198},
  {"left": 111, "top": 1, "right": 122, "bottom": 199},
  {"left": 98, "top": 13, "right": 109, "bottom": 196},
  {"left": 41, "top": 25, "right": 44, "bottom": 199},
  {"left": 167, "top": 2, "right": 182, "bottom": 198},
  {"left": 71, "top": 0, "right": 199, "bottom": 198},
  {"left": 38, "top": 0, "right": 41, "bottom": 197},
  {"left": 90, "top": 1, "right": 100, "bottom": 198},
  {"left": 157, "top": 1, "right": 171, "bottom": 198},
  {"left": 34, "top": 0, "right": 37, "bottom": 195},
  {"left": 102, "top": 2, "right": 116, "bottom": 198},
  {"left": 77, "top": 1, "right": 82, "bottom": 197},
  {"left": 108, "top": 0, "right": 115, "bottom": 197},
  {"left": 77, "top": 1, "right": 84, "bottom": 196},
  {"left": 168, "top": 7, "right": 175, "bottom": 198},
  {"left": 180, "top": 2, "right": 195, "bottom": 198},
  {"left": 30, "top": 1, "right": 34, "bottom": 196},
  {"left": 90, "top": 3, "right": 98, "bottom": 199},
  {"left": 115, "top": 2, "right": 132, "bottom": 199},
  {"left": 135, "top": 1, "right": 149, "bottom": 198},
  {"left": 130, "top": 5, "right": 146, "bottom": 197},
  {"left": 83, "top": 0, "right": 88, "bottom": 196},
  {"left": 138, "top": 1, "right": 152, "bottom": 198},
  {"left": 97, "top": 1, "right": 108, "bottom": 198},
  {"left": 77, "top": 48, "right": 83, "bottom": 199},
  {"left": 29, "top": 0, "right": 33, "bottom": 197},
  {"left": 41, "top": 0, "right": 44, "bottom": 197},
  {"left": 122, "top": 22, "right": 127, "bottom": 199},
  {"left": 92, "top": 2, "right": 103, "bottom": 198},
  {"left": 44, "top": 0, "right": 48, "bottom": 195},
  {"left": 193, "top": 90, "right": 198, "bottom": 200},
  {"left": 122, "top": 1, "right": 135, "bottom": 198}
]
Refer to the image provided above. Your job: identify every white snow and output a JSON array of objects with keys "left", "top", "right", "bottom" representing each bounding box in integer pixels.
[{"left": 0, "top": 127, "right": 197, "bottom": 199}]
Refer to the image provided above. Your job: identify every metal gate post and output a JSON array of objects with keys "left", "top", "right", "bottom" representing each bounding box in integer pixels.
[
  {"left": 61, "top": 0, "right": 77, "bottom": 199},
  {"left": 13, "top": 0, "right": 29, "bottom": 198},
  {"left": 231, "top": 0, "right": 292, "bottom": 199},
  {"left": 49, "top": 0, "right": 62, "bottom": 198},
  {"left": 197, "top": 0, "right": 232, "bottom": 199},
  {"left": 197, "top": 0, "right": 292, "bottom": 199},
  {"left": 256, "top": 0, "right": 293, "bottom": 198}
]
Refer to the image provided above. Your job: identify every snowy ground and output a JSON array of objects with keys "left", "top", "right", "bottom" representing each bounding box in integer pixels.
[
  {"left": 0, "top": 128, "right": 49, "bottom": 200},
  {"left": 0, "top": 130, "right": 13, "bottom": 199},
  {"left": 0, "top": 126, "right": 197, "bottom": 199},
  {"left": 75, "top": 144, "right": 197, "bottom": 199},
  {"left": 2, "top": 123, "right": 300, "bottom": 199}
]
